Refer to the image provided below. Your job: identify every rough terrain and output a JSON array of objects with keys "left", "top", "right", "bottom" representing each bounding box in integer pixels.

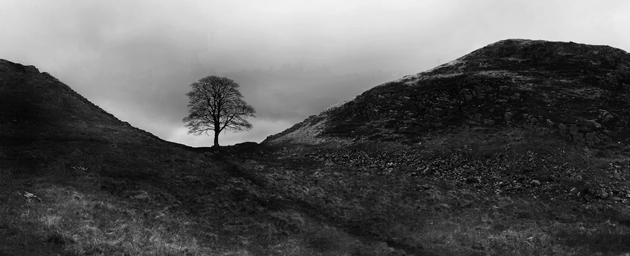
[
  {"left": 2, "top": 39, "right": 630, "bottom": 256},
  {"left": 265, "top": 39, "right": 630, "bottom": 148}
]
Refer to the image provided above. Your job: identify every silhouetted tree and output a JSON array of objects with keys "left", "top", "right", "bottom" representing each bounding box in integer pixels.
[{"left": 183, "top": 76, "right": 255, "bottom": 147}]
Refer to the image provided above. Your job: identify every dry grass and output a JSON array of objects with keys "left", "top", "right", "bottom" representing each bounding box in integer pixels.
[
  {"left": 241, "top": 128, "right": 630, "bottom": 255},
  {"left": 0, "top": 164, "right": 395, "bottom": 255},
  {"left": 3, "top": 185, "right": 209, "bottom": 256},
  {"left": 2, "top": 127, "right": 630, "bottom": 255}
]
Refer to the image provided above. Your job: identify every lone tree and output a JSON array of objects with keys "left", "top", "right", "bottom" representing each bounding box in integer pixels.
[{"left": 183, "top": 76, "right": 255, "bottom": 147}]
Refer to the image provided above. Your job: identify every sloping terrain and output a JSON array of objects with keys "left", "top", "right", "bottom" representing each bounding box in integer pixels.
[
  {"left": 0, "top": 60, "right": 409, "bottom": 256},
  {"left": 256, "top": 39, "right": 630, "bottom": 255},
  {"left": 238, "top": 135, "right": 630, "bottom": 255},
  {"left": 0, "top": 59, "right": 220, "bottom": 255},
  {"left": 0, "top": 60, "right": 163, "bottom": 146},
  {"left": 264, "top": 39, "right": 630, "bottom": 147},
  {"left": 3, "top": 38, "right": 630, "bottom": 256}
]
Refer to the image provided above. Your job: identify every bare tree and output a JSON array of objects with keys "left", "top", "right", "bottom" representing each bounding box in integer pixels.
[{"left": 183, "top": 76, "right": 255, "bottom": 147}]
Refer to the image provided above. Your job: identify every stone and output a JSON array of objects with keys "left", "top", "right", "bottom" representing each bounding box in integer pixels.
[
  {"left": 460, "top": 88, "right": 474, "bottom": 101},
  {"left": 573, "top": 133, "right": 585, "bottom": 143},
  {"left": 585, "top": 120, "right": 602, "bottom": 129},
  {"left": 448, "top": 105, "right": 458, "bottom": 115},
  {"left": 598, "top": 109, "right": 616, "bottom": 125},
  {"left": 585, "top": 133, "right": 601, "bottom": 145},
  {"left": 504, "top": 112, "right": 514, "bottom": 121},
  {"left": 558, "top": 123, "right": 567, "bottom": 130},
  {"left": 471, "top": 243, "right": 485, "bottom": 251},
  {"left": 433, "top": 108, "right": 446, "bottom": 117},
  {"left": 23, "top": 65, "right": 39, "bottom": 73}
]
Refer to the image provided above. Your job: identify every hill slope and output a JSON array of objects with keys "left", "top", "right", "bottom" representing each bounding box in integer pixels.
[
  {"left": 264, "top": 39, "right": 630, "bottom": 148},
  {"left": 4, "top": 39, "right": 630, "bottom": 256},
  {"left": 0, "top": 59, "right": 164, "bottom": 146},
  {"left": 255, "top": 39, "right": 630, "bottom": 256},
  {"left": 0, "top": 59, "right": 222, "bottom": 255},
  {"left": 1, "top": 59, "right": 455, "bottom": 256},
  {"left": 0, "top": 60, "right": 318, "bottom": 256}
]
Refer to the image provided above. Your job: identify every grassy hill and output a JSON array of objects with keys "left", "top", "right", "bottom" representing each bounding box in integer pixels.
[
  {"left": 2, "top": 39, "right": 630, "bottom": 256},
  {"left": 265, "top": 39, "right": 630, "bottom": 148},
  {"left": 261, "top": 39, "right": 630, "bottom": 255}
]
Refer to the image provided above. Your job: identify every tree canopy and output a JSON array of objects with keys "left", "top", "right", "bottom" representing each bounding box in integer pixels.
[{"left": 183, "top": 76, "right": 255, "bottom": 147}]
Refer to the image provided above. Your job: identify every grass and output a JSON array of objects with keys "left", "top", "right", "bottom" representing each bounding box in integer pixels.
[
  {"left": 5, "top": 49, "right": 630, "bottom": 255},
  {"left": 1, "top": 184, "right": 208, "bottom": 256},
  {"left": 0, "top": 140, "right": 402, "bottom": 256},
  {"left": 2, "top": 127, "right": 630, "bottom": 255},
  {"left": 235, "top": 128, "right": 630, "bottom": 255}
]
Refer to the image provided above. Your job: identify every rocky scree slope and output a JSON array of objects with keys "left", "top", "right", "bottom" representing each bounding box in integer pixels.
[{"left": 264, "top": 39, "right": 630, "bottom": 148}]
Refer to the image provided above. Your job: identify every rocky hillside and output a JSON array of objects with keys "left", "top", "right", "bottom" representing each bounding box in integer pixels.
[
  {"left": 2, "top": 51, "right": 630, "bottom": 256},
  {"left": 264, "top": 39, "right": 630, "bottom": 148}
]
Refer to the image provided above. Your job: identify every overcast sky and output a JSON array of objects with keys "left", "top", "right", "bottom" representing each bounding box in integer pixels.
[{"left": 1, "top": 0, "right": 629, "bottom": 147}]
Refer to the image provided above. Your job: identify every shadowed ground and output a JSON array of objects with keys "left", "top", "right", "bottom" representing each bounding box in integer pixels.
[{"left": 2, "top": 39, "right": 630, "bottom": 256}]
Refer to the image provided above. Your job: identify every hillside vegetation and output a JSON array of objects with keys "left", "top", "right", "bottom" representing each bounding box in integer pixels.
[
  {"left": 2, "top": 39, "right": 630, "bottom": 256},
  {"left": 266, "top": 39, "right": 630, "bottom": 148}
]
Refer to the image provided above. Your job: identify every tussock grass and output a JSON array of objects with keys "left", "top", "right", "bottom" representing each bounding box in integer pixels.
[
  {"left": 242, "top": 128, "right": 630, "bottom": 255},
  {"left": 3, "top": 185, "right": 210, "bottom": 256},
  {"left": 0, "top": 168, "right": 397, "bottom": 255},
  {"left": 3, "top": 127, "right": 630, "bottom": 255}
]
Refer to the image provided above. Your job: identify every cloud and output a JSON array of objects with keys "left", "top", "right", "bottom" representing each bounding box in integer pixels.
[
  {"left": 223, "top": 65, "right": 394, "bottom": 122},
  {"left": 92, "top": 61, "right": 394, "bottom": 147},
  {"left": 1, "top": 0, "right": 629, "bottom": 147},
  {"left": 169, "top": 65, "right": 394, "bottom": 147}
]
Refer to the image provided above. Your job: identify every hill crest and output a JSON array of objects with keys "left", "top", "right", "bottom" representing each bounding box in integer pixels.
[
  {"left": 264, "top": 39, "right": 630, "bottom": 148},
  {"left": 0, "top": 59, "right": 164, "bottom": 145}
]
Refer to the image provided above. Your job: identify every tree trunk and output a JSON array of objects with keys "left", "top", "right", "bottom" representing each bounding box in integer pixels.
[{"left": 213, "top": 129, "right": 220, "bottom": 147}]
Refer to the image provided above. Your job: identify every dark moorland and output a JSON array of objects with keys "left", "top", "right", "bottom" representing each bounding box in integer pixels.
[{"left": 2, "top": 39, "right": 630, "bottom": 256}]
